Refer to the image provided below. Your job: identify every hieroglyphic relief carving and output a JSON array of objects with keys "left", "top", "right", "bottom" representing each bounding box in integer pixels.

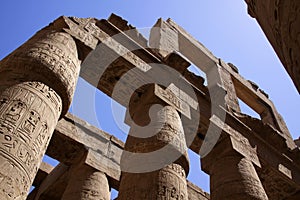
[
  {"left": 157, "top": 164, "right": 188, "bottom": 200},
  {"left": 0, "top": 17, "right": 81, "bottom": 199},
  {"left": 0, "top": 82, "right": 62, "bottom": 199},
  {"left": 154, "top": 85, "right": 191, "bottom": 119},
  {"left": 0, "top": 30, "right": 80, "bottom": 116}
]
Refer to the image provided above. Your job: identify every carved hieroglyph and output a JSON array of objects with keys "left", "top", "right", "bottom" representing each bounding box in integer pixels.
[
  {"left": 0, "top": 29, "right": 81, "bottom": 116},
  {"left": 118, "top": 86, "right": 190, "bottom": 199},
  {"left": 118, "top": 163, "right": 188, "bottom": 200},
  {"left": 0, "top": 82, "right": 62, "bottom": 199},
  {"left": 0, "top": 28, "right": 80, "bottom": 199}
]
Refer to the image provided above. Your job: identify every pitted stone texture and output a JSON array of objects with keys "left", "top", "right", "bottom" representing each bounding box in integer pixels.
[
  {"left": 0, "top": 30, "right": 81, "bottom": 116},
  {"left": 61, "top": 163, "right": 110, "bottom": 200},
  {"left": 0, "top": 81, "right": 62, "bottom": 200},
  {"left": 118, "top": 163, "right": 188, "bottom": 200}
]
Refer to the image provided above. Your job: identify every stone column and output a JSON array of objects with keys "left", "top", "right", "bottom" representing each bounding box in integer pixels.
[
  {"left": 62, "top": 161, "right": 110, "bottom": 200},
  {"left": 201, "top": 137, "right": 269, "bottom": 200},
  {"left": 0, "top": 26, "right": 81, "bottom": 199},
  {"left": 245, "top": 0, "right": 300, "bottom": 93},
  {"left": 118, "top": 85, "right": 189, "bottom": 200}
]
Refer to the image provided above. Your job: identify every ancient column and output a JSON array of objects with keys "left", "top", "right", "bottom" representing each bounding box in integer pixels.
[
  {"left": 0, "top": 24, "right": 81, "bottom": 199},
  {"left": 118, "top": 85, "right": 189, "bottom": 200},
  {"left": 201, "top": 137, "right": 269, "bottom": 200},
  {"left": 62, "top": 159, "right": 110, "bottom": 200},
  {"left": 245, "top": 0, "right": 300, "bottom": 93}
]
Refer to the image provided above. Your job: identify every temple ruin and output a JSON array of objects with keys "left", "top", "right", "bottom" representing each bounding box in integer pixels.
[{"left": 0, "top": 1, "right": 300, "bottom": 199}]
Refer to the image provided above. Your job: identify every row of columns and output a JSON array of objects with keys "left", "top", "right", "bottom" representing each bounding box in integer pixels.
[{"left": 0, "top": 19, "right": 276, "bottom": 200}]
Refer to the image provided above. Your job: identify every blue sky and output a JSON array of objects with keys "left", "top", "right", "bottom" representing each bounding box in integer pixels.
[{"left": 1, "top": 0, "right": 299, "bottom": 197}]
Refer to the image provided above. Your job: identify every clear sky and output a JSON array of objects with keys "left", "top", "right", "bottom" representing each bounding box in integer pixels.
[{"left": 1, "top": 0, "right": 299, "bottom": 198}]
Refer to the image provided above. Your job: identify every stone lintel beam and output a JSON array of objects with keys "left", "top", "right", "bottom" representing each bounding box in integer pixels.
[
  {"left": 150, "top": 17, "right": 296, "bottom": 150},
  {"left": 46, "top": 113, "right": 123, "bottom": 188},
  {"left": 78, "top": 13, "right": 294, "bottom": 153},
  {"left": 187, "top": 181, "right": 210, "bottom": 200},
  {"left": 221, "top": 58, "right": 296, "bottom": 149},
  {"left": 245, "top": 0, "right": 300, "bottom": 93},
  {"left": 78, "top": 15, "right": 205, "bottom": 115},
  {"left": 48, "top": 15, "right": 295, "bottom": 154},
  {"left": 36, "top": 14, "right": 299, "bottom": 198}
]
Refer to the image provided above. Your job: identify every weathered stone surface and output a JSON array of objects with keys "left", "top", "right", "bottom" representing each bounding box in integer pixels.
[
  {"left": 108, "top": 13, "right": 148, "bottom": 47},
  {"left": 61, "top": 159, "right": 110, "bottom": 200},
  {"left": 1, "top": 12, "right": 300, "bottom": 200},
  {"left": 258, "top": 166, "right": 300, "bottom": 200},
  {"left": 187, "top": 181, "right": 210, "bottom": 200},
  {"left": 32, "top": 162, "right": 54, "bottom": 188},
  {"left": 118, "top": 85, "right": 190, "bottom": 199},
  {"left": 30, "top": 163, "right": 209, "bottom": 200},
  {"left": 0, "top": 82, "right": 62, "bottom": 200},
  {"left": 29, "top": 112, "right": 208, "bottom": 200},
  {"left": 31, "top": 163, "right": 69, "bottom": 200},
  {"left": 118, "top": 163, "right": 188, "bottom": 200},
  {"left": 123, "top": 85, "right": 190, "bottom": 173},
  {"left": 31, "top": 111, "right": 300, "bottom": 199},
  {"left": 0, "top": 29, "right": 81, "bottom": 116},
  {"left": 201, "top": 136, "right": 269, "bottom": 200},
  {"left": 47, "top": 113, "right": 123, "bottom": 186},
  {"left": 163, "top": 51, "right": 191, "bottom": 74},
  {"left": 0, "top": 16, "right": 80, "bottom": 199},
  {"left": 245, "top": 0, "right": 300, "bottom": 93}
]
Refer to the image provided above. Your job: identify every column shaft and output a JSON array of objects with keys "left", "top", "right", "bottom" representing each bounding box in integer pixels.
[
  {"left": 0, "top": 27, "right": 80, "bottom": 199},
  {"left": 202, "top": 138, "right": 268, "bottom": 200},
  {"left": 118, "top": 163, "right": 188, "bottom": 200},
  {"left": 210, "top": 153, "right": 268, "bottom": 199},
  {"left": 0, "top": 82, "right": 61, "bottom": 199},
  {"left": 118, "top": 102, "right": 189, "bottom": 200},
  {"left": 62, "top": 163, "right": 110, "bottom": 200}
]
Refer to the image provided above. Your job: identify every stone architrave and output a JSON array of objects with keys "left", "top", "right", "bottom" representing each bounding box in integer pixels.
[{"left": 0, "top": 26, "right": 81, "bottom": 199}]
